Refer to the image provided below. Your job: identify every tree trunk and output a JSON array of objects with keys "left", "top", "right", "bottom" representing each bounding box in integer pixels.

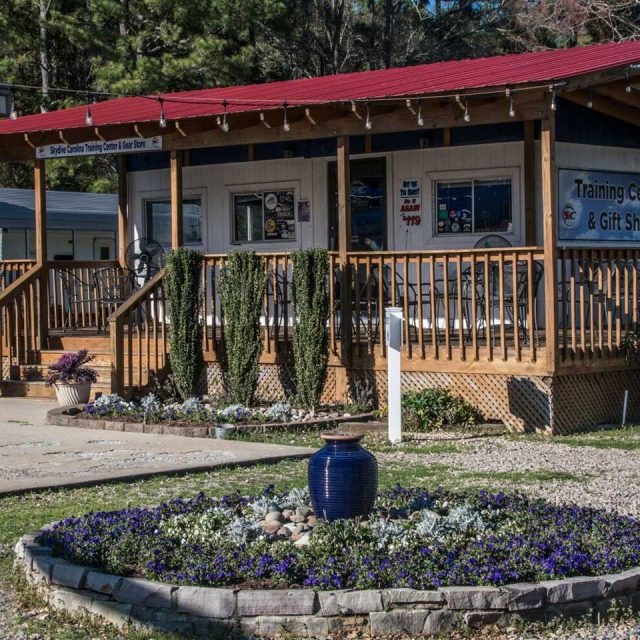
[{"left": 38, "top": 0, "right": 49, "bottom": 101}]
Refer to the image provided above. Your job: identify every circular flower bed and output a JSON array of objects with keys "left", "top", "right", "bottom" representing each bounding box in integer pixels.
[{"left": 38, "top": 487, "right": 640, "bottom": 591}]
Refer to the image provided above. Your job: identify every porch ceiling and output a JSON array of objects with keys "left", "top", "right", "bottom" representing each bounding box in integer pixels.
[{"left": 0, "top": 41, "right": 639, "bottom": 162}]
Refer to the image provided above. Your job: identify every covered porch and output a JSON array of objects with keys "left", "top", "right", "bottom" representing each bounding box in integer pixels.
[{"left": 1, "top": 43, "right": 639, "bottom": 432}]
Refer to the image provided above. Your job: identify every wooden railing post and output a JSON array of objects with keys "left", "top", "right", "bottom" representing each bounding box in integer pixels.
[
  {"left": 34, "top": 158, "right": 48, "bottom": 348},
  {"left": 110, "top": 315, "right": 125, "bottom": 397},
  {"left": 337, "top": 136, "right": 352, "bottom": 374},
  {"left": 117, "top": 156, "right": 128, "bottom": 268},
  {"left": 170, "top": 150, "right": 183, "bottom": 250},
  {"left": 541, "top": 114, "right": 558, "bottom": 374}
]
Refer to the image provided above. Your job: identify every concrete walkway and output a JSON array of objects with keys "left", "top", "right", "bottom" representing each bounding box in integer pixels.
[{"left": 0, "top": 398, "right": 313, "bottom": 495}]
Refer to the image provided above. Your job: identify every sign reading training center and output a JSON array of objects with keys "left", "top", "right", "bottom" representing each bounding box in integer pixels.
[
  {"left": 558, "top": 168, "right": 640, "bottom": 244},
  {"left": 36, "top": 136, "right": 162, "bottom": 159}
]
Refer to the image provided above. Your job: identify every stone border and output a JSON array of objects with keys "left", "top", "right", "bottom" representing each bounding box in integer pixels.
[
  {"left": 47, "top": 406, "right": 374, "bottom": 439},
  {"left": 15, "top": 527, "right": 640, "bottom": 638}
]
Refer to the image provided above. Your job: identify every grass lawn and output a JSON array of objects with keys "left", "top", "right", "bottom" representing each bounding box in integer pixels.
[{"left": 1, "top": 425, "right": 637, "bottom": 639}]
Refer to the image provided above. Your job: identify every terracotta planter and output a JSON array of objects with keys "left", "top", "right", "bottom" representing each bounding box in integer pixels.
[{"left": 54, "top": 381, "right": 92, "bottom": 407}]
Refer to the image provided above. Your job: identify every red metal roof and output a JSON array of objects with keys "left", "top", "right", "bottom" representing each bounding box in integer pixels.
[{"left": 1, "top": 41, "right": 639, "bottom": 136}]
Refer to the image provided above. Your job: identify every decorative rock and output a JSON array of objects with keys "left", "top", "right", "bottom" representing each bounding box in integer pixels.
[
  {"left": 306, "top": 515, "right": 317, "bottom": 526},
  {"left": 51, "top": 562, "right": 89, "bottom": 589},
  {"left": 296, "top": 506, "right": 313, "bottom": 518},
  {"left": 31, "top": 555, "right": 56, "bottom": 584},
  {"left": 277, "top": 527, "right": 292, "bottom": 537},
  {"left": 264, "top": 511, "right": 284, "bottom": 523},
  {"left": 319, "top": 589, "right": 383, "bottom": 616},
  {"left": 261, "top": 520, "right": 282, "bottom": 535},
  {"left": 464, "top": 610, "right": 505, "bottom": 628},
  {"left": 176, "top": 586, "right": 236, "bottom": 618},
  {"left": 237, "top": 589, "right": 317, "bottom": 616},
  {"left": 369, "top": 610, "right": 429, "bottom": 635},
  {"left": 85, "top": 571, "right": 123, "bottom": 596},
  {"left": 240, "top": 615, "right": 342, "bottom": 637},
  {"left": 541, "top": 577, "right": 608, "bottom": 604},
  {"left": 501, "top": 583, "right": 546, "bottom": 611},
  {"left": 49, "top": 588, "right": 92, "bottom": 613},
  {"left": 384, "top": 588, "right": 444, "bottom": 606},
  {"left": 443, "top": 586, "right": 509, "bottom": 610},
  {"left": 115, "top": 577, "right": 175, "bottom": 609},
  {"left": 422, "top": 610, "right": 459, "bottom": 635},
  {"left": 604, "top": 568, "right": 640, "bottom": 594},
  {"left": 289, "top": 514, "right": 306, "bottom": 524},
  {"left": 283, "top": 522, "right": 298, "bottom": 532},
  {"left": 293, "top": 533, "right": 311, "bottom": 547},
  {"left": 282, "top": 509, "right": 293, "bottom": 519}
]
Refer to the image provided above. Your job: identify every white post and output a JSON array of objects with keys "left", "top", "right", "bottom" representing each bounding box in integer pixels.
[{"left": 386, "top": 306, "right": 403, "bottom": 443}]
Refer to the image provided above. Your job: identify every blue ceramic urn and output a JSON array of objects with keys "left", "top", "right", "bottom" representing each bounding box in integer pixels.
[{"left": 308, "top": 432, "right": 378, "bottom": 521}]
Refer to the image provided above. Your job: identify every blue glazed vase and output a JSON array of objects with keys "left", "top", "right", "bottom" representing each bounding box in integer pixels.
[{"left": 308, "top": 432, "right": 378, "bottom": 521}]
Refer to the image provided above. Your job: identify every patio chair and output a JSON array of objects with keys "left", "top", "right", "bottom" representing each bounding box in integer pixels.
[
  {"left": 57, "top": 269, "right": 100, "bottom": 333},
  {"left": 93, "top": 267, "right": 137, "bottom": 332}
]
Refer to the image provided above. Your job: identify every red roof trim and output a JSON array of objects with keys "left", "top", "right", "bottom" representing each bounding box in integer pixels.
[{"left": 1, "top": 41, "right": 639, "bottom": 136}]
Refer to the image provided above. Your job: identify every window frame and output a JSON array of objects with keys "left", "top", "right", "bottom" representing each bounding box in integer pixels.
[
  {"left": 230, "top": 187, "right": 297, "bottom": 245},
  {"left": 143, "top": 194, "right": 204, "bottom": 247},
  {"left": 426, "top": 167, "right": 521, "bottom": 244}
]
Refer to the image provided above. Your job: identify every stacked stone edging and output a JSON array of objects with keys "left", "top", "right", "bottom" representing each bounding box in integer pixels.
[
  {"left": 15, "top": 528, "right": 640, "bottom": 638},
  {"left": 46, "top": 406, "right": 374, "bottom": 438}
]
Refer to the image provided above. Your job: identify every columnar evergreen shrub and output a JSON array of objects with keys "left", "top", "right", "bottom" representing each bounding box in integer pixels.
[
  {"left": 219, "top": 251, "right": 267, "bottom": 405},
  {"left": 165, "top": 248, "right": 204, "bottom": 400},
  {"left": 291, "top": 248, "right": 329, "bottom": 409}
]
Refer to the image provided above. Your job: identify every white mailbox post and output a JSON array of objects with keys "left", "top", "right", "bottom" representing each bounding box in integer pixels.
[{"left": 386, "top": 307, "right": 403, "bottom": 443}]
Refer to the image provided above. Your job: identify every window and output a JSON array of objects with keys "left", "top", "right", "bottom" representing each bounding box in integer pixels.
[
  {"left": 435, "top": 178, "right": 512, "bottom": 235},
  {"left": 232, "top": 190, "right": 295, "bottom": 243},
  {"left": 145, "top": 198, "right": 202, "bottom": 245}
]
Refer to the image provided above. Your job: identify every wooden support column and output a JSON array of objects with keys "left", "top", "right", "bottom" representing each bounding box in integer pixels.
[
  {"left": 337, "top": 135, "right": 352, "bottom": 379},
  {"left": 541, "top": 115, "right": 558, "bottom": 374},
  {"left": 523, "top": 120, "right": 536, "bottom": 245},
  {"left": 117, "top": 156, "right": 128, "bottom": 267},
  {"left": 34, "top": 158, "right": 48, "bottom": 347},
  {"left": 170, "top": 150, "right": 183, "bottom": 250}
]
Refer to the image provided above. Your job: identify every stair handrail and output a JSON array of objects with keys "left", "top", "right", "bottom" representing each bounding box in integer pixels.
[
  {"left": 109, "top": 268, "right": 167, "bottom": 397},
  {"left": 0, "top": 263, "right": 43, "bottom": 307}
]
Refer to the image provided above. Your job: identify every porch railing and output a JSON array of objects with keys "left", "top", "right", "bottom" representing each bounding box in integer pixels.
[
  {"left": 0, "top": 259, "right": 35, "bottom": 291},
  {"left": 0, "top": 265, "right": 44, "bottom": 380},
  {"left": 110, "top": 269, "right": 169, "bottom": 397},
  {"left": 558, "top": 247, "right": 640, "bottom": 362}
]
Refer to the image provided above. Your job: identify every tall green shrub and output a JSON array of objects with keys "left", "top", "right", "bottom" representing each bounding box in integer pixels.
[
  {"left": 165, "top": 248, "right": 204, "bottom": 400},
  {"left": 219, "top": 251, "right": 267, "bottom": 405},
  {"left": 292, "top": 248, "right": 329, "bottom": 409}
]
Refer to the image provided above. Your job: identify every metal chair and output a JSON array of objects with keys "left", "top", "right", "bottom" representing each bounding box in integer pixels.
[
  {"left": 57, "top": 269, "right": 100, "bottom": 332},
  {"left": 93, "top": 268, "right": 136, "bottom": 331},
  {"left": 474, "top": 235, "right": 512, "bottom": 249}
]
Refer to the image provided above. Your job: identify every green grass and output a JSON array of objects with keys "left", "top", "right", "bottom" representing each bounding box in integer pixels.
[{"left": 510, "top": 424, "right": 640, "bottom": 451}]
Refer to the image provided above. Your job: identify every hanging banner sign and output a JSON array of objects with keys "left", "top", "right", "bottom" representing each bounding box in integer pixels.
[
  {"left": 558, "top": 168, "right": 640, "bottom": 244},
  {"left": 399, "top": 178, "right": 422, "bottom": 226},
  {"left": 36, "top": 135, "right": 162, "bottom": 159}
]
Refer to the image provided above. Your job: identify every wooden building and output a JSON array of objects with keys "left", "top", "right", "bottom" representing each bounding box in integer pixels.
[{"left": 0, "top": 42, "right": 639, "bottom": 433}]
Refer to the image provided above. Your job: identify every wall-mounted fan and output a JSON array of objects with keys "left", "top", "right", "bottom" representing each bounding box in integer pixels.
[{"left": 124, "top": 238, "right": 165, "bottom": 285}]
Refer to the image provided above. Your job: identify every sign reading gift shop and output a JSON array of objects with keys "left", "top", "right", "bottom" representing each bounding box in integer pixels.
[
  {"left": 36, "top": 136, "right": 162, "bottom": 159},
  {"left": 558, "top": 168, "right": 640, "bottom": 244}
]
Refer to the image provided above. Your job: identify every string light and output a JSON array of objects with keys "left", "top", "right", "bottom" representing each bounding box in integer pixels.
[
  {"left": 586, "top": 92, "right": 593, "bottom": 109},
  {"left": 550, "top": 86, "right": 557, "bottom": 111},
  {"left": 417, "top": 99, "right": 424, "bottom": 127},
  {"left": 220, "top": 100, "right": 229, "bottom": 132},
  {"left": 9, "top": 94, "right": 17, "bottom": 120},
  {"left": 365, "top": 102, "right": 372, "bottom": 130},
  {"left": 282, "top": 102, "right": 290, "bottom": 132},
  {"left": 626, "top": 73, "right": 632, "bottom": 94},
  {"left": 85, "top": 99, "right": 93, "bottom": 127},
  {"left": 158, "top": 98, "right": 167, "bottom": 128},
  {"left": 463, "top": 97, "right": 470, "bottom": 123},
  {"left": 506, "top": 89, "right": 515, "bottom": 118}
]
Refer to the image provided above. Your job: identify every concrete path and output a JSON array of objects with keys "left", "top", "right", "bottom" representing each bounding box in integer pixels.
[{"left": 0, "top": 398, "right": 313, "bottom": 495}]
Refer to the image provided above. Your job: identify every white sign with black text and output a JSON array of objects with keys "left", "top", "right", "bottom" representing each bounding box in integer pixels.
[{"left": 36, "top": 136, "right": 163, "bottom": 159}]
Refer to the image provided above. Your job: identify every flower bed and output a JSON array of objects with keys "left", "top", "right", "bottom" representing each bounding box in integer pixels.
[{"left": 38, "top": 486, "right": 640, "bottom": 591}]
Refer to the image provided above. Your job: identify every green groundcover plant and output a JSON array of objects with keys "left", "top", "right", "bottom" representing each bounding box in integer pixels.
[{"left": 401, "top": 388, "right": 480, "bottom": 431}]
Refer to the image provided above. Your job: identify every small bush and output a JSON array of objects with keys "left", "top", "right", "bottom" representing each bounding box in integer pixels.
[
  {"left": 165, "top": 248, "right": 204, "bottom": 400},
  {"left": 401, "top": 388, "right": 480, "bottom": 431},
  {"left": 219, "top": 251, "right": 267, "bottom": 405}
]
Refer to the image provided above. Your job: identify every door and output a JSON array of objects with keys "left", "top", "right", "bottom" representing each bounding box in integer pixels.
[{"left": 328, "top": 157, "right": 387, "bottom": 251}]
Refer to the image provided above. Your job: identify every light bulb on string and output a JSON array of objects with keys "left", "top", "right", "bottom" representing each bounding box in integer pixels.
[
  {"left": 9, "top": 95, "right": 17, "bottom": 120},
  {"left": 417, "top": 99, "right": 424, "bottom": 127},
  {"left": 463, "top": 98, "right": 470, "bottom": 123},
  {"left": 283, "top": 102, "right": 290, "bottom": 132},
  {"left": 85, "top": 100, "right": 93, "bottom": 127},
  {"left": 508, "top": 95, "right": 515, "bottom": 118},
  {"left": 158, "top": 99, "right": 167, "bottom": 128},
  {"left": 586, "top": 93, "right": 593, "bottom": 109},
  {"left": 220, "top": 100, "right": 229, "bottom": 133},
  {"left": 550, "top": 87, "right": 557, "bottom": 111},
  {"left": 365, "top": 102, "right": 372, "bottom": 130}
]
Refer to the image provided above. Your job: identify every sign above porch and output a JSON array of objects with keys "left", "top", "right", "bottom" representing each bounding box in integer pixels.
[
  {"left": 558, "top": 168, "right": 640, "bottom": 245},
  {"left": 35, "top": 135, "right": 162, "bottom": 159}
]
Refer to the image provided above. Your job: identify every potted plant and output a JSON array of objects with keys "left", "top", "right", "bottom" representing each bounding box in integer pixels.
[{"left": 45, "top": 350, "right": 98, "bottom": 406}]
